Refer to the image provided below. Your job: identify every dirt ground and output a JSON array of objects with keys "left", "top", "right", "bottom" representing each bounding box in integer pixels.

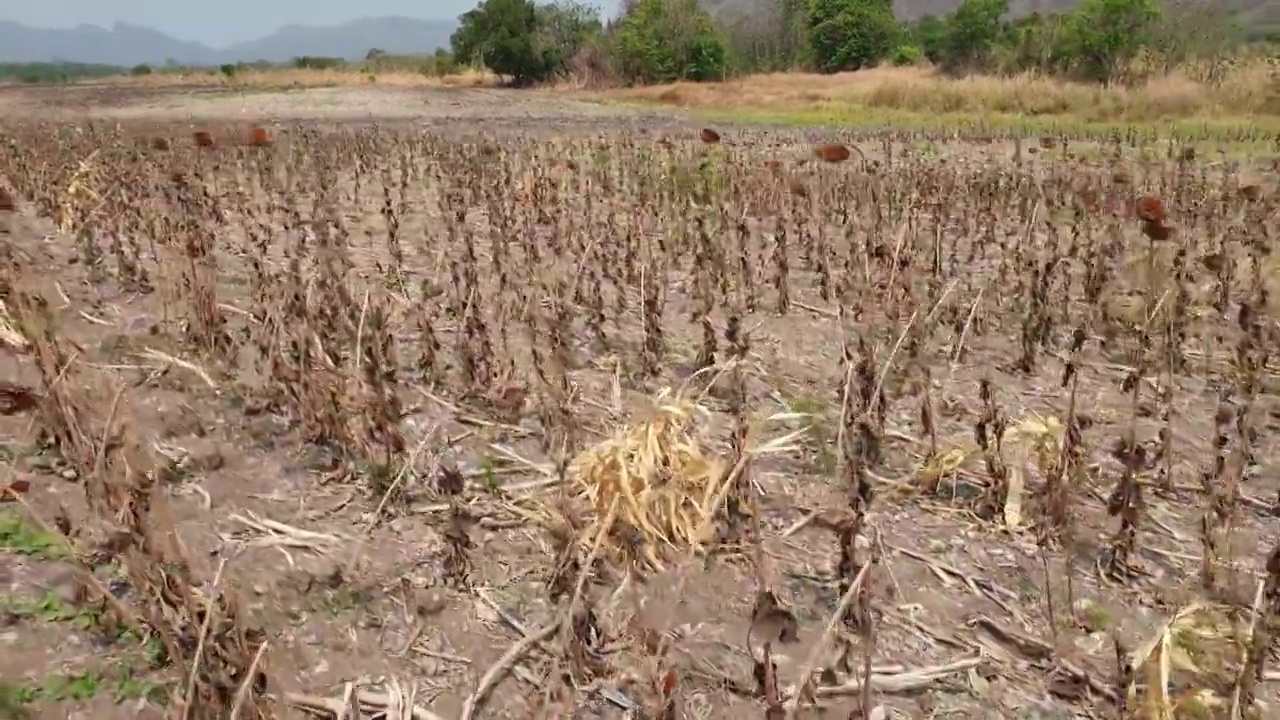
[
  {"left": 0, "top": 82, "right": 670, "bottom": 127},
  {"left": 2, "top": 82, "right": 1279, "bottom": 720}
]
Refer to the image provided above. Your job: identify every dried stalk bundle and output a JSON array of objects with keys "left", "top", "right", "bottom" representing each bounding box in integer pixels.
[
  {"left": 1126, "top": 602, "right": 1252, "bottom": 717},
  {"left": 567, "top": 381, "right": 805, "bottom": 571},
  {"left": 568, "top": 387, "right": 728, "bottom": 570},
  {"left": 0, "top": 298, "right": 27, "bottom": 350}
]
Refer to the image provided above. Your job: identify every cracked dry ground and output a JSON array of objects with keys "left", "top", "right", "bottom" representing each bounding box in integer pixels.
[{"left": 2, "top": 98, "right": 1280, "bottom": 720}]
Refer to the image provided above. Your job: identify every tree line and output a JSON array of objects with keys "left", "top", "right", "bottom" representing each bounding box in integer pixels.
[
  {"left": 451, "top": 0, "right": 1274, "bottom": 86},
  {"left": 1, "top": 0, "right": 1268, "bottom": 87}
]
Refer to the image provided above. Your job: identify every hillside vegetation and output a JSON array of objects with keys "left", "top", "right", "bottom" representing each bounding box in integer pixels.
[{"left": 701, "top": 0, "right": 1277, "bottom": 25}]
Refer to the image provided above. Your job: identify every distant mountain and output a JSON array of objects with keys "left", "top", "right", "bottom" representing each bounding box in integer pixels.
[
  {"left": 227, "top": 17, "right": 457, "bottom": 65},
  {"left": 0, "top": 17, "right": 458, "bottom": 67}
]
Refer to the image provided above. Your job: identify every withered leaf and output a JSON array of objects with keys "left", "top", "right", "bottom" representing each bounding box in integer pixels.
[
  {"left": 660, "top": 668, "right": 679, "bottom": 696},
  {"left": 323, "top": 566, "right": 345, "bottom": 589},
  {"left": 437, "top": 465, "right": 466, "bottom": 496},
  {"left": 0, "top": 382, "right": 39, "bottom": 415},
  {"left": 0, "top": 479, "right": 30, "bottom": 502},
  {"left": 750, "top": 590, "right": 800, "bottom": 650}
]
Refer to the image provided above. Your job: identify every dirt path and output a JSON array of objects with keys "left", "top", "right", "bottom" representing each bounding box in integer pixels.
[{"left": 0, "top": 83, "right": 676, "bottom": 128}]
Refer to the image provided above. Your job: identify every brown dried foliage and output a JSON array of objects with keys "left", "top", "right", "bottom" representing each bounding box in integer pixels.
[
  {"left": 3, "top": 288, "right": 273, "bottom": 719},
  {"left": 2, "top": 118, "right": 1278, "bottom": 719}
]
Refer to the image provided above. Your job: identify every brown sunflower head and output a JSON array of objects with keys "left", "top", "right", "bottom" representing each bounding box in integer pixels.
[
  {"left": 814, "top": 143, "right": 851, "bottom": 163},
  {"left": 1141, "top": 220, "right": 1174, "bottom": 241},
  {"left": 1135, "top": 195, "right": 1167, "bottom": 223}
]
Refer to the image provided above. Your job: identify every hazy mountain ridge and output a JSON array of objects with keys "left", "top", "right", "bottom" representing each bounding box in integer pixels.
[{"left": 0, "top": 16, "right": 458, "bottom": 66}]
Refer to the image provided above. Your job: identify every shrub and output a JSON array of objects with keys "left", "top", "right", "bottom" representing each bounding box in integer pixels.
[
  {"left": 452, "top": 0, "right": 552, "bottom": 85},
  {"left": 613, "top": 0, "right": 729, "bottom": 84},
  {"left": 292, "top": 56, "right": 347, "bottom": 71},
  {"left": 807, "top": 0, "right": 901, "bottom": 73},
  {"left": 937, "top": 0, "right": 1010, "bottom": 74},
  {"left": 1059, "top": 0, "right": 1162, "bottom": 82},
  {"left": 889, "top": 44, "right": 924, "bottom": 66}
]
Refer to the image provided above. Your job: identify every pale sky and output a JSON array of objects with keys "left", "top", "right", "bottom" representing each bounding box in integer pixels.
[{"left": 1, "top": 0, "right": 621, "bottom": 47}]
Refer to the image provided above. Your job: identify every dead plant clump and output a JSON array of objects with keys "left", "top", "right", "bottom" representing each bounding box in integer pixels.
[
  {"left": 567, "top": 388, "right": 728, "bottom": 569},
  {"left": 2, "top": 287, "right": 273, "bottom": 718},
  {"left": 0, "top": 112, "right": 1278, "bottom": 720},
  {"left": 564, "top": 384, "right": 801, "bottom": 570}
]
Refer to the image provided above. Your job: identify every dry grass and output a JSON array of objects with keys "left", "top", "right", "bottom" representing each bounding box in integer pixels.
[
  {"left": 608, "top": 61, "right": 1280, "bottom": 128},
  {"left": 95, "top": 66, "right": 498, "bottom": 89}
]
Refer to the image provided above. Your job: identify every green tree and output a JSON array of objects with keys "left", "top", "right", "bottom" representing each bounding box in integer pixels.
[
  {"left": 996, "top": 12, "right": 1070, "bottom": 74},
  {"left": 432, "top": 48, "right": 457, "bottom": 76},
  {"left": 451, "top": 0, "right": 550, "bottom": 85},
  {"left": 614, "top": 0, "right": 729, "bottom": 83},
  {"left": 535, "top": 1, "right": 603, "bottom": 75},
  {"left": 806, "top": 0, "right": 900, "bottom": 73},
  {"left": 1061, "top": 0, "right": 1162, "bottom": 82},
  {"left": 909, "top": 14, "right": 948, "bottom": 64},
  {"left": 938, "top": 0, "right": 1008, "bottom": 73}
]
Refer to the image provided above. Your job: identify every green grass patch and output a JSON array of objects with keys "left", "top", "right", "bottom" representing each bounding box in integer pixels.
[
  {"left": 302, "top": 584, "right": 372, "bottom": 616},
  {"left": 0, "top": 666, "right": 165, "bottom": 713},
  {"left": 1, "top": 590, "right": 100, "bottom": 628},
  {"left": 600, "top": 96, "right": 1280, "bottom": 150},
  {"left": 0, "top": 510, "right": 70, "bottom": 560}
]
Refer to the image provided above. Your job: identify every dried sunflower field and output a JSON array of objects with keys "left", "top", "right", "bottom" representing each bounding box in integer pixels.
[{"left": 2, "top": 88, "right": 1280, "bottom": 720}]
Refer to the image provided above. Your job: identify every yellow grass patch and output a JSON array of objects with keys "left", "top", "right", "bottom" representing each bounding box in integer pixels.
[
  {"left": 94, "top": 67, "right": 498, "bottom": 89},
  {"left": 605, "top": 62, "right": 1278, "bottom": 127}
]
